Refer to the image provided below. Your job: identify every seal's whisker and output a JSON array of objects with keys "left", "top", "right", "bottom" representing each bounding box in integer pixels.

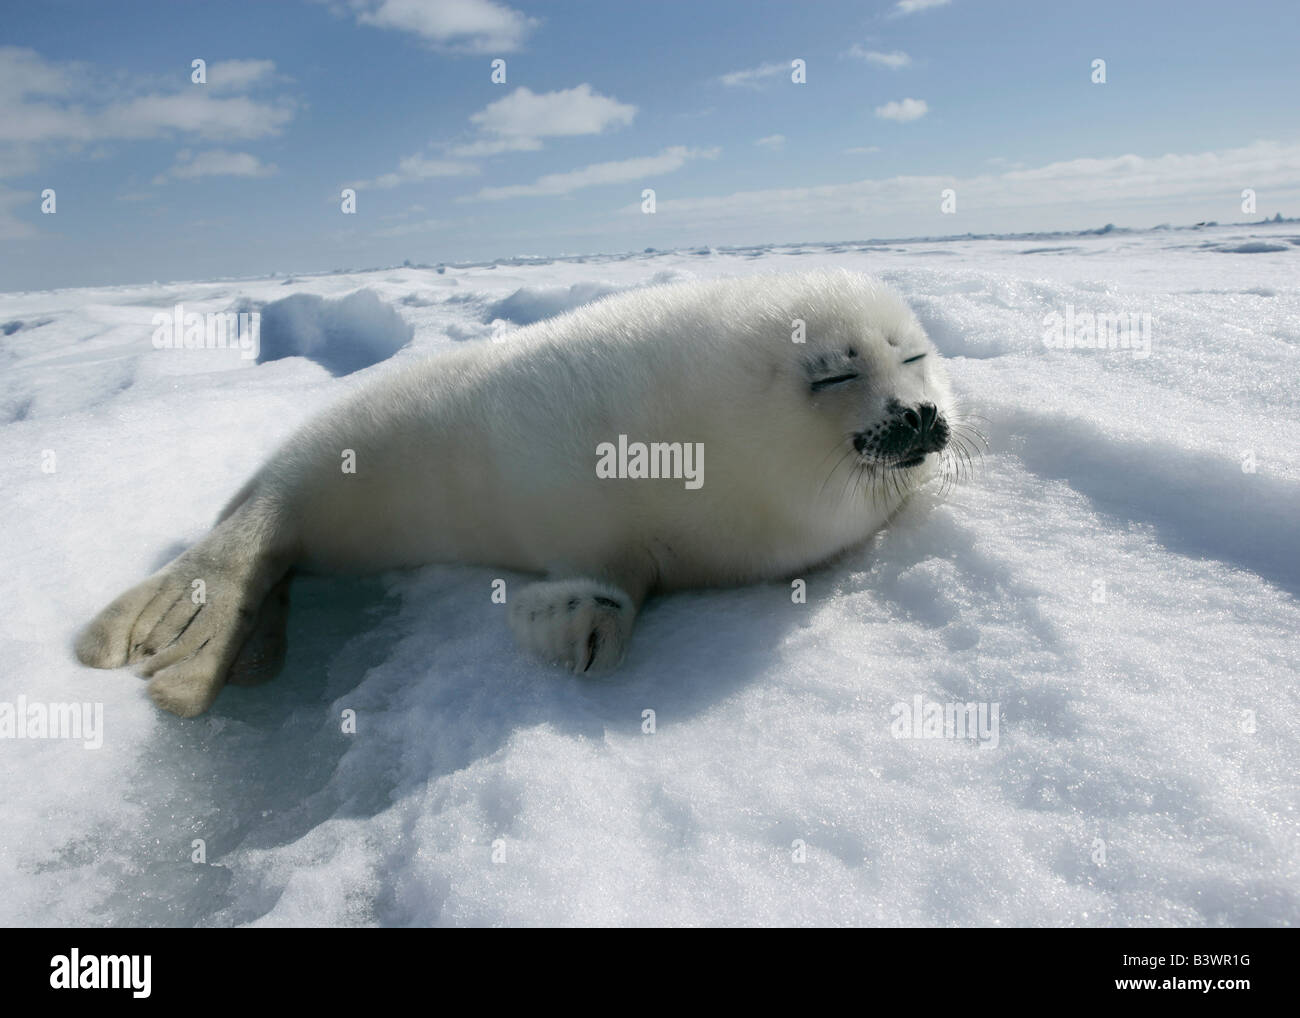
[{"left": 818, "top": 439, "right": 859, "bottom": 499}]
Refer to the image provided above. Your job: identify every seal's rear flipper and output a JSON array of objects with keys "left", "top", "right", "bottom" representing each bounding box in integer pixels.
[{"left": 74, "top": 506, "right": 292, "bottom": 717}]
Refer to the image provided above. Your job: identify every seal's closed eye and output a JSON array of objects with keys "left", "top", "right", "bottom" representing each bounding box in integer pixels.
[{"left": 811, "top": 372, "right": 860, "bottom": 392}]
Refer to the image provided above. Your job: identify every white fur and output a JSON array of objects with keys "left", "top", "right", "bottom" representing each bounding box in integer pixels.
[{"left": 76, "top": 269, "right": 954, "bottom": 715}]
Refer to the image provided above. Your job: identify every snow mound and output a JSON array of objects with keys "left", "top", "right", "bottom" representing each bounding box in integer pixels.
[
  {"left": 1, "top": 317, "right": 53, "bottom": 335},
  {"left": 1214, "top": 242, "right": 1290, "bottom": 254},
  {"left": 254, "top": 289, "right": 413, "bottom": 375},
  {"left": 484, "top": 271, "right": 689, "bottom": 327}
]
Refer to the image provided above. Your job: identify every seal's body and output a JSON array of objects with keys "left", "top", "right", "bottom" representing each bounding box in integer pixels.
[{"left": 76, "top": 270, "right": 958, "bottom": 716}]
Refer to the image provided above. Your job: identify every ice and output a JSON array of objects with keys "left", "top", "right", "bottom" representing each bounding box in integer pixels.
[
  {"left": 483, "top": 271, "right": 689, "bottom": 327},
  {"left": 254, "top": 288, "right": 414, "bottom": 375},
  {"left": 485, "top": 281, "right": 630, "bottom": 326},
  {"left": 0, "top": 222, "right": 1296, "bottom": 927}
]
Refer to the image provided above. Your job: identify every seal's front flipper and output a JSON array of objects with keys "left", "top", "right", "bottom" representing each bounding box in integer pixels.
[
  {"left": 74, "top": 506, "right": 292, "bottom": 717},
  {"left": 227, "top": 572, "right": 293, "bottom": 687},
  {"left": 508, "top": 578, "right": 639, "bottom": 675}
]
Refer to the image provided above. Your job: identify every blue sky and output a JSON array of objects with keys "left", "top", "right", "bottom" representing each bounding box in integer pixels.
[{"left": 2, "top": 0, "right": 1298, "bottom": 290}]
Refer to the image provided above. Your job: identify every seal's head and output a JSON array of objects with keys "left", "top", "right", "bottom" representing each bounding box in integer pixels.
[
  {"left": 784, "top": 273, "right": 959, "bottom": 484},
  {"left": 803, "top": 338, "right": 952, "bottom": 473},
  {"left": 800, "top": 274, "right": 956, "bottom": 447}
]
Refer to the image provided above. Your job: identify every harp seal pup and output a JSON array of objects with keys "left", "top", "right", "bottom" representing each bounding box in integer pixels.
[{"left": 75, "top": 269, "right": 959, "bottom": 717}]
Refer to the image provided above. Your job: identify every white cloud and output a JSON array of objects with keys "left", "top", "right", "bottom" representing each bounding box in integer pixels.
[
  {"left": 717, "top": 61, "right": 789, "bottom": 88},
  {"left": 0, "top": 185, "right": 35, "bottom": 240},
  {"left": 464, "top": 145, "right": 718, "bottom": 201},
  {"left": 396, "top": 154, "right": 479, "bottom": 178},
  {"left": 155, "top": 149, "right": 277, "bottom": 184},
  {"left": 0, "top": 47, "right": 294, "bottom": 168},
  {"left": 893, "top": 0, "right": 950, "bottom": 15},
  {"left": 0, "top": 46, "right": 78, "bottom": 100},
  {"left": 0, "top": 48, "right": 92, "bottom": 148},
  {"left": 448, "top": 136, "right": 543, "bottom": 157},
  {"left": 374, "top": 217, "right": 444, "bottom": 238},
  {"left": 756, "top": 135, "right": 786, "bottom": 150},
  {"left": 609, "top": 139, "right": 1300, "bottom": 239},
  {"left": 848, "top": 47, "right": 911, "bottom": 69},
  {"left": 468, "top": 85, "right": 636, "bottom": 140},
  {"left": 347, "top": 0, "right": 538, "bottom": 53},
  {"left": 443, "top": 84, "right": 634, "bottom": 158},
  {"left": 353, "top": 153, "right": 479, "bottom": 189},
  {"left": 380, "top": 203, "right": 425, "bottom": 219},
  {"left": 361, "top": 84, "right": 634, "bottom": 190},
  {"left": 205, "top": 59, "right": 277, "bottom": 92},
  {"left": 875, "top": 98, "right": 929, "bottom": 122},
  {"left": 101, "top": 93, "right": 295, "bottom": 141}
]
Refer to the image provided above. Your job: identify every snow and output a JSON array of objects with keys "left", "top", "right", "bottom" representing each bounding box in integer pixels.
[
  {"left": 254, "top": 288, "right": 415, "bottom": 375},
  {"left": 1, "top": 222, "right": 1297, "bottom": 927},
  {"left": 482, "top": 271, "right": 686, "bottom": 326}
]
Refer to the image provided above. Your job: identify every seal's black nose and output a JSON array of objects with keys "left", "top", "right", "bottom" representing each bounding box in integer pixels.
[
  {"left": 866, "top": 400, "right": 950, "bottom": 463},
  {"left": 908, "top": 402, "right": 948, "bottom": 454},
  {"left": 901, "top": 402, "right": 939, "bottom": 438}
]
